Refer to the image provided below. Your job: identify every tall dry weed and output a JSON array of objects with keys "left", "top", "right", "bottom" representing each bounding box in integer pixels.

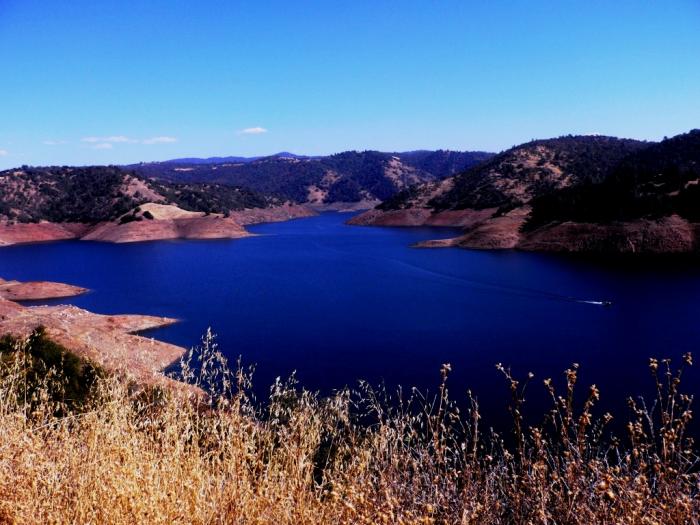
[{"left": 0, "top": 331, "right": 698, "bottom": 524}]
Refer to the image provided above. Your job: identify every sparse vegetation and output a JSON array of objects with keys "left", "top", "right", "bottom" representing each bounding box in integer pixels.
[
  {"left": 428, "top": 135, "right": 649, "bottom": 212},
  {"left": 377, "top": 184, "right": 434, "bottom": 211},
  {"left": 132, "top": 150, "right": 493, "bottom": 204},
  {"left": 397, "top": 150, "right": 494, "bottom": 178},
  {"left": 0, "top": 166, "right": 143, "bottom": 223},
  {"left": 374, "top": 136, "right": 650, "bottom": 217},
  {"left": 526, "top": 129, "right": 700, "bottom": 230},
  {"left": 149, "top": 180, "right": 272, "bottom": 214},
  {"left": 0, "top": 330, "right": 697, "bottom": 523},
  {"left": 118, "top": 212, "right": 143, "bottom": 225},
  {"left": 0, "top": 166, "right": 272, "bottom": 224}
]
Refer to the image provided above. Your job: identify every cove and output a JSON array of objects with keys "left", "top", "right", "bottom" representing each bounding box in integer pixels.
[{"left": 1, "top": 212, "right": 699, "bottom": 428}]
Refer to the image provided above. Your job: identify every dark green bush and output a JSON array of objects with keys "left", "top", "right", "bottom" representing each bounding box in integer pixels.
[{"left": 0, "top": 327, "right": 105, "bottom": 413}]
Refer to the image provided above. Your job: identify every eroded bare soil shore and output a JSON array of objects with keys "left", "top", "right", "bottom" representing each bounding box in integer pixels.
[
  {"left": 350, "top": 207, "right": 700, "bottom": 254},
  {"left": 0, "top": 203, "right": 316, "bottom": 247},
  {"left": 0, "top": 277, "right": 186, "bottom": 385}
]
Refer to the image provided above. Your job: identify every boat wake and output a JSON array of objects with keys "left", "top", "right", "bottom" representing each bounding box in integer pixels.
[
  {"left": 576, "top": 300, "right": 613, "bottom": 307},
  {"left": 317, "top": 243, "right": 614, "bottom": 307}
]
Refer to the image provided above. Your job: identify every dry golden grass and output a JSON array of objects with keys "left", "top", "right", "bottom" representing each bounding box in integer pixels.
[{"left": 0, "top": 331, "right": 698, "bottom": 524}]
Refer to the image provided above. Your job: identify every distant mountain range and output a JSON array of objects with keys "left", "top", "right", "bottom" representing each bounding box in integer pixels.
[
  {"left": 130, "top": 150, "right": 494, "bottom": 205},
  {"left": 161, "top": 152, "right": 317, "bottom": 165}
]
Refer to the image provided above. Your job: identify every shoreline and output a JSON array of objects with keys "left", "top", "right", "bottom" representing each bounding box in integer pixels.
[
  {"left": 0, "top": 276, "right": 187, "bottom": 386},
  {"left": 350, "top": 207, "right": 700, "bottom": 255},
  {"left": 0, "top": 203, "right": 317, "bottom": 248},
  {"left": 0, "top": 277, "right": 89, "bottom": 301}
]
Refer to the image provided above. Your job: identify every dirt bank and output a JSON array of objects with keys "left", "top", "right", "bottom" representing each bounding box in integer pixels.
[
  {"left": 0, "top": 203, "right": 317, "bottom": 247},
  {"left": 353, "top": 206, "right": 700, "bottom": 254},
  {"left": 0, "top": 277, "right": 186, "bottom": 385},
  {"left": 0, "top": 278, "right": 88, "bottom": 301}
]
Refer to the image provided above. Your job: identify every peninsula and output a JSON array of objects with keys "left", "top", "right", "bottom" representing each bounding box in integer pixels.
[
  {"left": 0, "top": 276, "right": 186, "bottom": 384},
  {"left": 0, "top": 166, "right": 314, "bottom": 246}
]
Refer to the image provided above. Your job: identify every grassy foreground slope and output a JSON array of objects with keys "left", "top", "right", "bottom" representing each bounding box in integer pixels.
[{"left": 0, "top": 330, "right": 697, "bottom": 523}]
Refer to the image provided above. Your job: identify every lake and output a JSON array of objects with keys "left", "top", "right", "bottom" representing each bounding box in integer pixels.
[{"left": 1, "top": 212, "right": 699, "bottom": 429}]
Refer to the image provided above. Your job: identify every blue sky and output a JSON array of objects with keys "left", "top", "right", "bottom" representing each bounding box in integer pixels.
[{"left": 0, "top": 0, "right": 699, "bottom": 169}]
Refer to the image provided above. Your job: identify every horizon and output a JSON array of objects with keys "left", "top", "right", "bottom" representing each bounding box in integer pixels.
[
  {"left": 0, "top": 132, "right": 675, "bottom": 170},
  {"left": 0, "top": 132, "right": 664, "bottom": 169},
  {"left": 1, "top": 0, "right": 699, "bottom": 169}
]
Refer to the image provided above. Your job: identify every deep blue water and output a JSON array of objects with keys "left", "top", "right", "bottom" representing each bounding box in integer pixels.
[{"left": 1, "top": 212, "right": 699, "bottom": 428}]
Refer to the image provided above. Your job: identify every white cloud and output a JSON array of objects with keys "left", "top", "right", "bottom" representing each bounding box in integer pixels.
[
  {"left": 92, "top": 143, "right": 113, "bottom": 150},
  {"left": 81, "top": 135, "right": 178, "bottom": 146},
  {"left": 43, "top": 140, "right": 68, "bottom": 145},
  {"left": 82, "top": 135, "right": 136, "bottom": 144},
  {"left": 0, "top": 149, "right": 7, "bottom": 156},
  {"left": 142, "top": 136, "right": 178, "bottom": 145},
  {"left": 238, "top": 127, "right": 268, "bottom": 135}
]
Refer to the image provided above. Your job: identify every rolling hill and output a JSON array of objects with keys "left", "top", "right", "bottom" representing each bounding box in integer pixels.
[
  {"left": 0, "top": 166, "right": 312, "bottom": 246},
  {"left": 352, "top": 130, "right": 700, "bottom": 254},
  {"left": 0, "top": 166, "right": 274, "bottom": 224},
  {"left": 525, "top": 129, "right": 700, "bottom": 229},
  {"left": 131, "top": 150, "right": 494, "bottom": 207},
  {"left": 349, "top": 134, "right": 695, "bottom": 253},
  {"left": 374, "top": 135, "right": 649, "bottom": 214}
]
